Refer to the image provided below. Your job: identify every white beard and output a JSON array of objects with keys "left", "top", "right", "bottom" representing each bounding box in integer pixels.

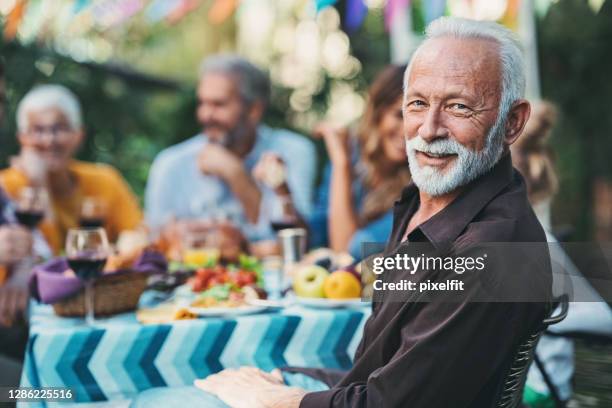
[{"left": 405, "top": 115, "right": 506, "bottom": 196}]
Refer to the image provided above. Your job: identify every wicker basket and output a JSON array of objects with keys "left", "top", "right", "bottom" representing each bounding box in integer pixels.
[{"left": 52, "top": 272, "right": 148, "bottom": 317}]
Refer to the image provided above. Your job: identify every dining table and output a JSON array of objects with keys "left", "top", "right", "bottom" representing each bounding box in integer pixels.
[{"left": 18, "top": 292, "right": 370, "bottom": 407}]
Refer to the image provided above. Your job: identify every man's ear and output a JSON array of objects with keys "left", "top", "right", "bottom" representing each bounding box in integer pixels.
[
  {"left": 247, "top": 101, "right": 265, "bottom": 125},
  {"left": 504, "top": 99, "right": 531, "bottom": 146}
]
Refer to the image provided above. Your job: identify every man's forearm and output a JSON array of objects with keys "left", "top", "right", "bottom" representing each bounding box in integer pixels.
[
  {"left": 329, "top": 163, "right": 358, "bottom": 252},
  {"left": 226, "top": 165, "right": 262, "bottom": 224}
]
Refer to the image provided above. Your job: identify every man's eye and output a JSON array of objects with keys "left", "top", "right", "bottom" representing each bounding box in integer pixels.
[
  {"left": 408, "top": 100, "right": 426, "bottom": 108},
  {"left": 451, "top": 103, "right": 470, "bottom": 111}
]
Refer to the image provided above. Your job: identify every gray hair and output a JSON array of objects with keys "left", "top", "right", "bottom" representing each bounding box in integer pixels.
[
  {"left": 405, "top": 17, "right": 526, "bottom": 121},
  {"left": 199, "top": 54, "right": 270, "bottom": 107},
  {"left": 17, "top": 84, "right": 82, "bottom": 132}
]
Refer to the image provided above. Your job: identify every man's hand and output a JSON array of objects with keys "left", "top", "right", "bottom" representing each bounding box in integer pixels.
[
  {"left": 0, "top": 285, "right": 28, "bottom": 327},
  {"left": 198, "top": 143, "right": 243, "bottom": 182},
  {"left": 198, "top": 143, "right": 263, "bottom": 224},
  {"left": 195, "top": 367, "right": 306, "bottom": 408},
  {"left": 0, "top": 225, "right": 33, "bottom": 265}
]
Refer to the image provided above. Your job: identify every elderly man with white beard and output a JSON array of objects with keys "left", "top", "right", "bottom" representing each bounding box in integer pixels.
[{"left": 132, "top": 17, "right": 553, "bottom": 408}]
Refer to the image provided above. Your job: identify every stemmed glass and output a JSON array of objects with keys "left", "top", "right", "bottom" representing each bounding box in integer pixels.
[
  {"left": 65, "top": 228, "right": 110, "bottom": 326},
  {"left": 14, "top": 186, "right": 47, "bottom": 229},
  {"left": 79, "top": 197, "right": 107, "bottom": 228}
]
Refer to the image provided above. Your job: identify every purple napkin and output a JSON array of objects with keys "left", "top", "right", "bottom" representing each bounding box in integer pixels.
[{"left": 30, "top": 250, "right": 168, "bottom": 304}]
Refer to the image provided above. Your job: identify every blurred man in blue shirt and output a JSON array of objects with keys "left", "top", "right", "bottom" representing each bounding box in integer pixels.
[{"left": 146, "top": 55, "right": 316, "bottom": 248}]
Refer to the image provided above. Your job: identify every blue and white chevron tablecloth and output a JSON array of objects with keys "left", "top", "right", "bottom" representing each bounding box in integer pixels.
[{"left": 19, "top": 298, "right": 370, "bottom": 407}]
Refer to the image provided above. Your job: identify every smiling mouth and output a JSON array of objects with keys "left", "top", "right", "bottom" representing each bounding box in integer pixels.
[{"left": 419, "top": 151, "right": 456, "bottom": 159}]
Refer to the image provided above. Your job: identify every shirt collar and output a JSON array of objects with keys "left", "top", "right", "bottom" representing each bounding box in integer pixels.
[{"left": 392, "top": 152, "right": 515, "bottom": 249}]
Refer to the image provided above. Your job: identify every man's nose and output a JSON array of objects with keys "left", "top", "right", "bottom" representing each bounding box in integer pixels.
[
  {"left": 38, "top": 131, "right": 56, "bottom": 148},
  {"left": 419, "top": 107, "right": 447, "bottom": 142},
  {"left": 200, "top": 104, "right": 216, "bottom": 122}
]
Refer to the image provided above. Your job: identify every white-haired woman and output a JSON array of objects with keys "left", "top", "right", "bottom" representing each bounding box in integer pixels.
[{"left": 0, "top": 84, "right": 143, "bottom": 253}]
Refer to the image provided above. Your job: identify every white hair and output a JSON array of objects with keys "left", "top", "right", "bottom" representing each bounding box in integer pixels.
[
  {"left": 405, "top": 16, "right": 526, "bottom": 121},
  {"left": 17, "top": 85, "right": 82, "bottom": 133}
]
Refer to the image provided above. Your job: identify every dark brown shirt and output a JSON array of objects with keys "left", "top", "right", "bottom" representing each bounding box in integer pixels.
[{"left": 289, "top": 153, "right": 552, "bottom": 408}]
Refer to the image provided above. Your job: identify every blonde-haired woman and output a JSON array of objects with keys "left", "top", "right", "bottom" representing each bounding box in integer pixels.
[{"left": 310, "top": 64, "right": 410, "bottom": 258}]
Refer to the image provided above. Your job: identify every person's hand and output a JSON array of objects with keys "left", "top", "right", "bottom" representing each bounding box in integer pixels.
[
  {"left": 0, "top": 285, "right": 28, "bottom": 327},
  {"left": 195, "top": 367, "right": 305, "bottom": 408},
  {"left": 313, "top": 122, "right": 351, "bottom": 166},
  {"left": 252, "top": 153, "right": 288, "bottom": 194},
  {"left": 0, "top": 225, "right": 33, "bottom": 266},
  {"left": 198, "top": 143, "right": 243, "bottom": 182}
]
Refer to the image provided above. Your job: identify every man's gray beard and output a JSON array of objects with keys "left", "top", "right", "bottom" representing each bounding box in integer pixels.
[
  {"left": 405, "top": 115, "right": 506, "bottom": 196},
  {"left": 212, "top": 113, "right": 252, "bottom": 149}
]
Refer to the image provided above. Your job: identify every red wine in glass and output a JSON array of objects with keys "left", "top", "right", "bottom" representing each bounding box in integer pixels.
[
  {"left": 80, "top": 217, "right": 104, "bottom": 228},
  {"left": 67, "top": 255, "right": 107, "bottom": 281},
  {"left": 65, "top": 227, "right": 110, "bottom": 326},
  {"left": 15, "top": 210, "right": 44, "bottom": 229}
]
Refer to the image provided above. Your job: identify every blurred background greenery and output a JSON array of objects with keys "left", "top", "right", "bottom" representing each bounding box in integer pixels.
[{"left": 1, "top": 0, "right": 612, "bottom": 242}]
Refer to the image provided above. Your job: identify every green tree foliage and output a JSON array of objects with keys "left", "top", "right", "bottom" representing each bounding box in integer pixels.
[{"left": 538, "top": 0, "right": 612, "bottom": 238}]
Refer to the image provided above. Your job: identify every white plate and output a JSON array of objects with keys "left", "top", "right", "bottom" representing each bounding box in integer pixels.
[
  {"left": 293, "top": 296, "right": 370, "bottom": 309},
  {"left": 187, "top": 304, "right": 270, "bottom": 317}
]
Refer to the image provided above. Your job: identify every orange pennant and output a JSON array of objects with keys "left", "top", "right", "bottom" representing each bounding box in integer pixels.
[
  {"left": 167, "top": 0, "right": 202, "bottom": 24},
  {"left": 500, "top": 0, "right": 521, "bottom": 30},
  {"left": 4, "top": 0, "right": 28, "bottom": 40},
  {"left": 208, "top": 0, "right": 238, "bottom": 25}
]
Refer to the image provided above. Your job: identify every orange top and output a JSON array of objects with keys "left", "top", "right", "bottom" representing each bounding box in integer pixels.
[
  {"left": 0, "top": 160, "right": 143, "bottom": 254},
  {"left": 0, "top": 265, "right": 6, "bottom": 285}
]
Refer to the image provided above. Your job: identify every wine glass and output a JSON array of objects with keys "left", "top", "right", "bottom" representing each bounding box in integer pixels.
[
  {"left": 14, "top": 186, "right": 47, "bottom": 229},
  {"left": 80, "top": 197, "right": 107, "bottom": 228},
  {"left": 270, "top": 197, "right": 299, "bottom": 233},
  {"left": 65, "top": 228, "right": 110, "bottom": 326}
]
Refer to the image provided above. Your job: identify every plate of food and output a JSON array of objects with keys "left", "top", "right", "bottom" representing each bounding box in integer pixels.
[
  {"left": 179, "top": 255, "right": 273, "bottom": 316},
  {"left": 291, "top": 264, "right": 370, "bottom": 309},
  {"left": 292, "top": 296, "right": 368, "bottom": 309}
]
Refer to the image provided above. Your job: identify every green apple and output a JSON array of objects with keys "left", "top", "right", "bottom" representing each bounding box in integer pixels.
[{"left": 293, "top": 265, "right": 329, "bottom": 298}]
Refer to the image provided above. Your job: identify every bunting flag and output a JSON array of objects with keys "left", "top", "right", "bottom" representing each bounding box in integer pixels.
[
  {"left": 385, "top": 0, "right": 410, "bottom": 31},
  {"left": 500, "top": 0, "right": 520, "bottom": 30},
  {"left": 207, "top": 0, "right": 238, "bottom": 25},
  {"left": 73, "top": 0, "right": 92, "bottom": 14},
  {"left": 167, "top": 0, "right": 201, "bottom": 25},
  {"left": 315, "top": 0, "right": 338, "bottom": 13},
  {"left": 424, "top": 0, "right": 447, "bottom": 25},
  {"left": 146, "top": 0, "right": 181, "bottom": 23},
  {"left": 345, "top": 0, "right": 367, "bottom": 32},
  {"left": 3, "top": 0, "right": 28, "bottom": 40},
  {"left": 91, "top": 0, "right": 145, "bottom": 28}
]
